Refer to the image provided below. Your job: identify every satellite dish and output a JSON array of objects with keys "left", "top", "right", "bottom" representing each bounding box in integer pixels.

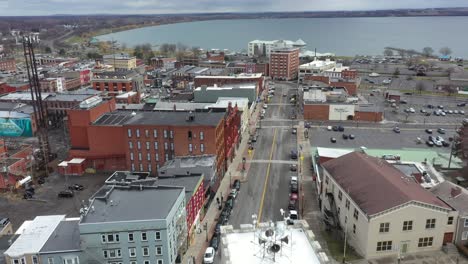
[
  {"left": 259, "top": 238, "right": 266, "bottom": 244},
  {"left": 265, "top": 229, "right": 274, "bottom": 237},
  {"left": 270, "top": 244, "right": 281, "bottom": 253},
  {"left": 281, "top": 236, "right": 289, "bottom": 245}
]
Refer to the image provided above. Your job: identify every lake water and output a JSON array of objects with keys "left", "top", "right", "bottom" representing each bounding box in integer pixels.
[{"left": 97, "top": 17, "right": 468, "bottom": 57}]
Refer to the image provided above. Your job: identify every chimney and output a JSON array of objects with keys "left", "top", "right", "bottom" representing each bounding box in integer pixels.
[{"left": 451, "top": 187, "right": 462, "bottom": 198}]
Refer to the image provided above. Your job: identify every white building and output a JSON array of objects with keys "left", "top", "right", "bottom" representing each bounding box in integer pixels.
[
  {"left": 248, "top": 39, "right": 306, "bottom": 57},
  {"left": 323, "top": 64, "right": 350, "bottom": 79},
  {"left": 219, "top": 220, "right": 329, "bottom": 264},
  {"left": 320, "top": 152, "right": 455, "bottom": 260},
  {"left": 298, "top": 59, "right": 337, "bottom": 82}
]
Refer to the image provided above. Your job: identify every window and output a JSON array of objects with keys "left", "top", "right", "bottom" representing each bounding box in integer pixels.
[
  {"left": 145, "top": 130, "right": 149, "bottom": 137},
  {"left": 146, "top": 142, "right": 150, "bottom": 150},
  {"left": 139, "top": 163, "right": 143, "bottom": 171},
  {"left": 142, "top": 232, "right": 147, "bottom": 241},
  {"left": 131, "top": 163, "right": 135, "bottom": 171},
  {"left": 153, "top": 129, "right": 158, "bottom": 138},
  {"left": 325, "top": 175, "right": 329, "bottom": 184},
  {"left": 103, "top": 249, "right": 121, "bottom": 259},
  {"left": 155, "top": 231, "right": 161, "bottom": 240},
  {"left": 418, "top": 237, "right": 433, "bottom": 247},
  {"left": 345, "top": 216, "right": 347, "bottom": 224},
  {"left": 156, "top": 246, "right": 162, "bottom": 255},
  {"left": 142, "top": 247, "right": 149, "bottom": 256},
  {"left": 379, "top": 223, "right": 390, "bottom": 233},
  {"left": 345, "top": 199, "right": 350, "bottom": 210},
  {"left": 130, "top": 262, "right": 137, "bottom": 264},
  {"left": 426, "top": 218, "right": 436, "bottom": 229},
  {"left": 130, "top": 152, "right": 134, "bottom": 161},
  {"left": 189, "top": 143, "right": 193, "bottom": 153},
  {"left": 164, "top": 130, "right": 168, "bottom": 138},
  {"left": 353, "top": 209, "right": 358, "bottom": 220},
  {"left": 129, "top": 248, "right": 136, "bottom": 257},
  {"left": 448, "top": 217, "right": 454, "bottom": 225},
  {"left": 164, "top": 142, "right": 168, "bottom": 150},
  {"left": 165, "top": 154, "right": 169, "bottom": 161},
  {"left": 200, "top": 131, "right": 204, "bottom": 140},
  {"left": 148, "top": 164, "right": 152, "bottom": 172},
  {"left": 144, "top": 261, "right": 150, "bottom": 264},
  {"left": 464, "top": 219, "right": 468, "bottom": 227},
  {"left": 338, "top": 190, "right": 342, "bottom": 201},
  {"left": 138, "top": 153, "right": 142, "bottom": 161},
  {"left": 353, "top": 224, "right": 356, "bottom": 234},
  {"left": 128, "top": 233, "right": 134, "bottom": 242},
  {"left": 403, "top": 220, "right": 413, "bottom": 231},
  {"left": 137, "top": 141, "right": 141, "bottom": 150},
  {"left": 129, "top": 141, "right": 133, "bottom": 149},
  {"left": 170, "top": 142, "right": 174, "bottom": 151},
  {"left": 376, "top": 241, "right": 392, "bottom": 252},
  {"left": 154, "top": 142, "right": 158, "bottom": 150},
  {"left": 147, "top": 153, "right": 151, "bottom": 161},
  {"left": 62, "top": 257, "right": 79, "bottom": 264},
  {"left": 155, "top": 153, "right": 159, "bottom": 161},
  {"left": 170, "top": 130, "right": 174, "bottom": 139},
  {"left": 101, "top": 234, "right": 120, "bottom": 243},
  {"left": 462, "top": 231, "right": 468, "bottom": 240},
  {"left": 32, "top": 256, "right": 38, "bottom": 264},
  {"left": 200, "top": 143, "right": 204, "bottom": 153},
  {"left": 47, "top": 258, "right": 54, "bottom": 264},
  {"left": 136, "top": 129, "right": 140, "bottom": 138},
  {"left": 127, "top": 129, "right": 132, "bottom": 138},
  {"left": 337, "top": 207, "right": 340, "bottom": 217},
  {"left": 188, "top": 131, "right": 192, "bottom": 140},
  {"left": 157, "top": 260, "right": 163, "bottom": 264}
]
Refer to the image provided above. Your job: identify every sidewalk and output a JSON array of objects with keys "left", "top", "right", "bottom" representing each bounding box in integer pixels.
[{"left": 181, "top": 94, "right": 265, "bottom": 264}]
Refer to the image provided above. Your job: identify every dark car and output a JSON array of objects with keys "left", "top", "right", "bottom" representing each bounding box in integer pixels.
[
  {"left": 58, "top": 190, "right": 74, "bottom": 198},
  {"left": 425, "top": 129, "right": 433, "bottom": 134},
  {"left": 290, "top": 164, "right": 297, "bottom": 171},
  {"left": 338, "top": 125, "right": 345, "bottom": 132},
  {"left": 332, "top": 126, "right": 339, "bottom": 131},
  {"left": 349, "top": 134, "right": 355, "bottom": 139},
  {"left": 68, "top": 184, "right": 84, "bottom": 191},
  {"left": 288, "top": 199, "right": 297, "bottom": 210},
  {"left": 291, "top": 150, "right": 298, "bottom": 159},
  {"left": 457, "top": 102, "right": 466, "bottom": 107},
  {"left": 404, "top": 92, "right": 413, "bottom": 95},
  {"left": 225, "top": 197, "right": 235, "bottom": 209},
  {"left": 215, "top": 222, "right": 222, "bottom": 235},
  {"left": 210, "top": 235, "right": 220, "bottom": 251},
  {"left": 426, "top": 140, "right": 434, "bottom": 147},
  {"left": 290, "top": 183, "right": 298, "bottom": 194},
  {"left": 425, "top": 112, "right": 431, "bottom": 116},
  {"left": 37, "top": 177, "right": 45, "bottom": 184},
  {"left": 442, "top": 141, "right": 450, "bottom": 147},
  {"left": 427, "top": 104, "right": 434, "bottom": 109},
  {"left": 219, "top": 214, "right": 229, "bottom": 225},
  {"left": 233, "top": 179, "right": 240, "bottom": 191},
  {"left": 342, "top": 134, "right": 348, "bottom": 139},
  {"left": 400, "top": 100, "right": 408, "bottom": 104},
  {"left": 330, "top": 137, "right": 337, "bottom": 143},
  {"left": 221, "top": 208, "right": 231, "bottom": 218}
]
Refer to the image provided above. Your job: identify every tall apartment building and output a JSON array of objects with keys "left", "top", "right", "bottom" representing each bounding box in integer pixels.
[
  {"left": 269, "top": 48, "right": 300, "bottom": 81},
  {"left": 320, "top": 152, "right": 454, "bottom": 259},
  {"left": 0, "top": 58, "right": 16, "bottom": 72},
  {"left": 103, "top": 53, "right": 137, "bottom": 71},
  {"left": 79, "top": 184, "right": 187, "bottom": 264}
]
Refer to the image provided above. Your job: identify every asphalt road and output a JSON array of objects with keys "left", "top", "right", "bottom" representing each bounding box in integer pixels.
[{"left": 230, "top": 82, "right": 298, "bottom": 228}]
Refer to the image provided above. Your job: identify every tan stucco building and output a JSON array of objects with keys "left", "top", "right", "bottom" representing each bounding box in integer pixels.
[{"left": 320, "top": 152, "right": 455, "bottom": 259}]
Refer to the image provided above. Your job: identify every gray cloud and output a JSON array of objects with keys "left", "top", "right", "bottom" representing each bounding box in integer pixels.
[{"left": 1, "top": 0, "right": 468, "bottom": 15}]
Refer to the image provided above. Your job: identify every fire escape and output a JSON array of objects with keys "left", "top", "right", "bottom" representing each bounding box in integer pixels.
[{"left": 323, "top": 188, "right": 341, "bottom": 230}]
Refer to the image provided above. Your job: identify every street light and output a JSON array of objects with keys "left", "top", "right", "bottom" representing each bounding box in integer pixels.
[
  {"left": 242, "top": 157, "right": 246, "bottom": 171},
  {"left": 204, "top": 222, "right": 208, "bottom": 242}
]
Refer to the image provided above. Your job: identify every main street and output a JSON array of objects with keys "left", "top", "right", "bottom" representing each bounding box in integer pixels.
[{"left": 230, "top": 82, "right": 299, "bottom": 227}]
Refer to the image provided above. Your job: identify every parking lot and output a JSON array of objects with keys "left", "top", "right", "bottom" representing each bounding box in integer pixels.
[
  {"left": 309, "top": 125, "right": 453, "bottom": 152},
  {"left": 0, "top": 172, "right": 109, "bottom": 229}
]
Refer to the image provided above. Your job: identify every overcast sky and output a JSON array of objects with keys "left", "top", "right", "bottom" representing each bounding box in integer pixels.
[{"left": 1, "top": 0, "right": 468, "bottom": 16}]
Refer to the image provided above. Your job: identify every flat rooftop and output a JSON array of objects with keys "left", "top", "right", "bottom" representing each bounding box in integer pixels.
[
  {"left": 161, "top": 155, "right": 216, "bottom": 169},
  {"left": 194, "top": 73, "right": 262, "bottom": 79},
  {"left": 40, "top": 219, "right": 80, "bottom": 253},
  {"left": 81, "top": 185, "right": 183, "bottom": 224},
  {"left": 222, "top": 222, "right": 326, "bottom": 264},
  {"left": 122, "top": 111, "right": 225, "bottom": 127}
]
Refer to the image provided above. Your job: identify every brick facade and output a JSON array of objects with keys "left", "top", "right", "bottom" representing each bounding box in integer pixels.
[
  {"left": 269, "top": 48, "right": 300, "bottom": 80},
  {"left": 303, "top": 104, "right": 330, "bottom": 120},
  {"left": 0, "top": 58, "right": 16, "bottom": 72}
]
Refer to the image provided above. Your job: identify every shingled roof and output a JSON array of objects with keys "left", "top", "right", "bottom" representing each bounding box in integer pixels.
[{"left": 322, "top": 152, "right": 449, "bottom": 216}]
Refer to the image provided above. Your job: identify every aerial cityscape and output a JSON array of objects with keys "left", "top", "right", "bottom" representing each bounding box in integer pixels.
[{"left": 1, "top": 1, "right": 468, "bottom": 264}]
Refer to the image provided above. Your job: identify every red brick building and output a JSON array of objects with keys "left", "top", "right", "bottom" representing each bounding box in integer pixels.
[
  {"left": 341, "top": 69, "right": 358, "bottom": 79},
  {"left": 91, "top": 71, "right": 144, "bottom": 102},
  {"left": 67, "top": 99, "right": 240, "bottom": 177},
  {"left": 194, "top": 73, "right": 265, "bottom": 95},
  {"left": 0, "top": 82, "right": 29, "bottom": 95},
  {"left": 0, "top": 58, "right": 16, "bottom": 72},
  {"left": 269, "top": 47, "right": 300, "bottom": 80},
  {"left": 0, "top": 140, "right": 33, "bottom": 190},
  {"left": 304, "top": 75, "right": 359, "bottom": 96}
]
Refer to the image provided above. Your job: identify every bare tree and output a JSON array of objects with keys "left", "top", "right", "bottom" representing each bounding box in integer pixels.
[
  {"left": 191, "top": 46, "right": 201, "bottom": 57},
  {"left": 393, "top": 67, "right": 400, "bottom": 77},
  {"left": 439, "top": 47, "right": 452, "bottom": 56},
  {"left": 422, "top": 47, "right": 434, "bottom": 57},
  {"left": 447, "top": 87, "right": 458, "bottom": 97},
  {"left": 383, "top": 49, "right": 393, "bottom": 57},
  {"left": 416, "top": 81, "right": 425, "bottom": 94}
]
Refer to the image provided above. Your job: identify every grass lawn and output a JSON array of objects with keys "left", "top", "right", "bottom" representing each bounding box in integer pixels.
[{"left": 321, "top": 230, "right": 362, "bottom": 262}]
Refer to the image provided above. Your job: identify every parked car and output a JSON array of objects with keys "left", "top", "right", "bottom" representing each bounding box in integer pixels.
[
  {"left": 434, "top": 140, "right": 443, "bottom": 147},
  {"left": 58, "top": 190, "right": 74, "bottom": 198},
  {"left": 426, "top": 140, "right": 434, "bottom": 147},
  {"left": 349, "top": 134, "right": 355, "bottom": 139},
  {"left": 292, "top": 128, "right": 297, "bottom": 134},
  {"left": 442, "top": 141, "right": 450, "bottom": 147},
  {"left": 330, "top": 137, "right": 337, "bottom": 143},
  {"left": 342, "top": 134, "right": 349, "bottom": 140},
  {"left": 290, "top": 164, "right": 297, "bottom": 171},
  {"left": 204, "top": 247, "right": 215, "bottom": 264},
  {"left": 437, "top": 128, "right": 446, "bottom": 134},
  {"left": 290, "top": 183, "right": 298, "bottom": 194},
  {"left": 457, "top": 102, "right": 466, "bottom": 107},
  {"left": 287, "top": 210, "right": 299, "bottom": 225},
  {"left": 210, "top": 235, "right": 220, "bottom": 251},
  {"left": 332, "top": 126, "right": 338, "bottom": 131},
  {"left": 393, "top": 127, "right": 401, "bottom": 133},
  {"left": 327, "top": 126, "right": 332, "bottom": 131},
  {"left": 338, "top": 125, "right": 345, "bottom": 132},
  {"left": 438, "top": 105, "right": 444, "bottom": 109},
  {"left": 288, "top": 199, "right": 297, "bottom": 210},
  {"left": 68, "top": 184, "right": 84, "bottom": 191},
  {"left": 233, "top": 179, "right": 240, "bottom": 191},
  {"left": 263, "top": 104, "right": 268, "bottom": 109},
  {"left": 225, "top": 197, "right": 234, "bottom": 209},
  {"left": 229, "top": 189, "right": 238, "bottom": 199},
  {"left": 425, "top": 129, "right": 433, "bottom": 134},
  {"left": 291, "top": 150, "right": 298, "bottom": 159}
]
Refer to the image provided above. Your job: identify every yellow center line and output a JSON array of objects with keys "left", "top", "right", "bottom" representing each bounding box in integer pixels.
[{"left": 257, "top": 127, "right": 277, "bottom": 224}]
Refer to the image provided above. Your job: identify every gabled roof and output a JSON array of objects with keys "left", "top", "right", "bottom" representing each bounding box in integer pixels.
[
  {"left": 322, "top": 152, "right": 449, "bottom": 216},
  {"left": 431, "top": 181, "right": 468, "bottom": 216}
]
